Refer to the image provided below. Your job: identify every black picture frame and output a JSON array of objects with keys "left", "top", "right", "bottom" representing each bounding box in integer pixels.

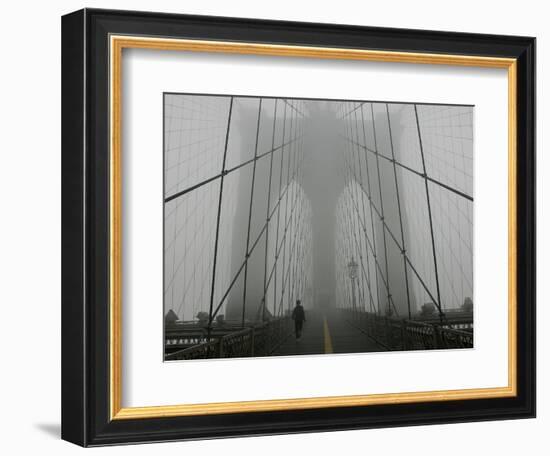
[{"left": 62, "top": 8, "right": 535, "bottom": 447}]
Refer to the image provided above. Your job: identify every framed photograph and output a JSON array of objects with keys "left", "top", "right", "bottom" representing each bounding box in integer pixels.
[{"left": 61, "top": 8, "right": 535, "bottom": 446}]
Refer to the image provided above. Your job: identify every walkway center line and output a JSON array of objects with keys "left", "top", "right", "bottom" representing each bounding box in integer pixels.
[{"left": 323, "top": 316, "right": 334, "bottom": 354}]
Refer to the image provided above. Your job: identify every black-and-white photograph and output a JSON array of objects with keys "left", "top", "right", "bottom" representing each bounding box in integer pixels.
[{"left": 163, "top": 94, "right": 474, "bottom": 361}]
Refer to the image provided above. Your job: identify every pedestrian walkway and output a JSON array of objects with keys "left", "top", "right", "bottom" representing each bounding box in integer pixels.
[{"left": 272, "top": 308, "right": 382, "bottom": 356}]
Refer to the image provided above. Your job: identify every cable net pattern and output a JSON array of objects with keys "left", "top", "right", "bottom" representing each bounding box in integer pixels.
[
  {"left": 164, "top": 95, "right": 473, "bottom": 327},
  {"left": 335, "top": 101, "right": 473, "bottom": 318},
  {"left": 164, "top": 96, "right": 312, "bottom": 324}
]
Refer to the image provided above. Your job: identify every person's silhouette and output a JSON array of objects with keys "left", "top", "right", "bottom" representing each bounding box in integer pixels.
[{"left": 291, "top": 300, "right": 306, "bottom": 340}]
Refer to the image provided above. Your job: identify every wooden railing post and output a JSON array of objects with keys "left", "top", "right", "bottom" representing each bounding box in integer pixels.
[
  {"left": 401, "top": 319, "right": 408, "bottom": 350},
  {"left": 433, "top": 324, "right": 443, "bottom": 348},
  {"left": 218, "top": 336, "right": 224, "bottom": 358},
  {"left": 385, "top": 317, "right": 391, "bottom": 349}
]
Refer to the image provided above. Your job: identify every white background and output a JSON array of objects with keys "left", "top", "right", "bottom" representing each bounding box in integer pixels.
[
  {"left": 0, "top": 0, "right": 545, "bottom": 454},
  {"left": 124, "top": 51, "right": 508, "bottom": 407}
]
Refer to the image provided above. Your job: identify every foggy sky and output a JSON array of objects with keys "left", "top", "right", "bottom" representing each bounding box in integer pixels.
[{"left": 164, "top": 95, "right": 473, "bottom": 322}]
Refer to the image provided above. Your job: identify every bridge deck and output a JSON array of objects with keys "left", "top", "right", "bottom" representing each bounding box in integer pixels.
[{"left": 272, "top": 309, "right": 383, "bottom": 356}]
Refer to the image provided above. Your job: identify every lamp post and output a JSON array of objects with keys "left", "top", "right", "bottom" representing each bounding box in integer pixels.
[{"left": 347, "top": 257, "right": 358, "bottom": 312}]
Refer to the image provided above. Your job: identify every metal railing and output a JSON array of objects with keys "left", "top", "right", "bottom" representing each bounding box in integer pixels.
[
  {"left": 165, "top": 317, "right": 292, "bottom": 361},
  {"left": 343, "top": 309, "right": 473, "bottom": 351}
]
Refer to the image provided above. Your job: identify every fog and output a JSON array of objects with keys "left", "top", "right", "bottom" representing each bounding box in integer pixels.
[{"left": 164, "top": 95, "right": 473, "bottom": 324}]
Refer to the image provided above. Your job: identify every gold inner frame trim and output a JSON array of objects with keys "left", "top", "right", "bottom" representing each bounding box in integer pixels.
[{"left": 109, "top": 34, "right": 518, "bottom": 421}]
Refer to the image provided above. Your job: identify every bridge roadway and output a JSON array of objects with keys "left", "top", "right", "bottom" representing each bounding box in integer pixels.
[{"left": 272, "top": 308, "right": 383, "bottom": 356}]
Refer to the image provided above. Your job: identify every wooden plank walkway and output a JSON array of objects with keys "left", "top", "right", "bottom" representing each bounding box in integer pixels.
[{"left": 272, "top": 308, "right": 383, "bottom": 356}]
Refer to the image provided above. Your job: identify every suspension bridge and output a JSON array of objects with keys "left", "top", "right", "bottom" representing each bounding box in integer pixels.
[{"left": 163, "top": 94, "right": 473, "bottom": 360}]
